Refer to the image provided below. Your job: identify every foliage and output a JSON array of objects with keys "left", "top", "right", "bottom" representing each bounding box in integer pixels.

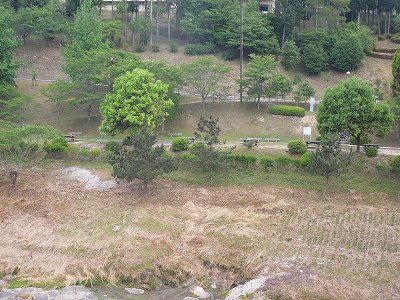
[
  {"left": 190, "top": 141, "right": 206, "bottom": 151},
  {"left": 281, "top": 41, "right": 301, "bottom": 70},
  {"left": 392, "top": 49, "right": 400, "bottom": 98},
  {"left": 239, "top": 54, "right": 278, "bottom": 109},
  {"left": 287, "top": 140, "right": 307, "bottom": 155},
  {"left": 330, "top": 31, "right": 364, "bottom": 71},
  {"left": 131, "top": 16, "right": 152, "bottom": 46},
  {"left": 0, "top": 84, "right": 30, "bottom": 122},
  {"left": 260, "top": 156, "right": 274, "bottom": 170},
  {"left": 169, "top": 43, "right": 178, "bottom": 53},
  {"left": 79, "top": 148, "right": 102, "bottom": 160},
  {"left": 194, "top": 116, "right": 221, "bottom": 147},
  {"left": 43, "top": 137, "right": 68, "bottom": 157},
  {"left": 33, "top": 2, "right": 66, "bottom": 45},
  {"left": 270, "top": 105, "right": 305, "bottom": 117},
  {"left": 302, "top": 43, "right": 328, "bottom": 75},
  {"left": 109, "top": 128, "right": 176, "bottom": 191},
  {"left": 102, "top": 20, "right": 123, "bottom": 47},
  {"left": 390, "top": 155, "right": 400, "bottom": 174},
  {"left": 0, "top": 5, "right": 20, "bottom": 85},
  {"left": 227, "top": 154, "right": 257, "bottom": 168},
  {"left": 365, "top": 147, "right": 378, "bottom": 157},
  {"left": 317, "top": 76, "right": 396, "bottom": 152},
  {"left": 294, "top": 80, "right": 315, "bottom": 105},
  {"left": 267, "top": 74, "right": 292, "bottom": 99},
  {"left": 181, "top": 56, "right": 230, "bottom": 105},
  {"left": 100, "top": 68, "right": 173, "bottom": 135},
  {"left": 299, "top": 151, "right": 312, "bottom": 167},
  {"left": 308, "top": 134, "right": 352, "bottom": 196},
  {"left": 172, "top": 137, "right": 190, "bottom": 151},
  {"left": 151, "top": 44, "right": 160, "bottom": 53},
  {"left": 184, "top": 43, "right": 217, "bottom": 55},
  {"left": 104, "top": 141, "right": 120, "bottom": 153}
]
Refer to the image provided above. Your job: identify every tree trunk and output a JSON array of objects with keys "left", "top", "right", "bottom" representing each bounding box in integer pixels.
[
  {"left": 156, "top": 0, "right": 160, "bottom": 43},
  {"left": 281, "top": 24, "right": 286, "bottom": 47},
  {"left": 315, "top": 7, "right": 318, "bottom": 29},
  {"left": 384, "top": 13, "right": 388, "bottom": 35},
  {"left": 388, "top": 12, "right": 391, "bottom": 35},
  {"left": 143, "top": 180, "right": 148, "bottom": 192},
  {"left": 86, "top": 107, "right": 92, "bottom": 121},
  {"left": 111, "top": 0, "right": 114, "bottom": 19},
  {"left": 356, "top": 136, "right": 361, "bottom": 152},
  {"left": 367, "top": 10, "right": 370, "bottom": 26},
  {"left": 378, "top": 13, "right": 381, "bottom": 35},
  {"left": 357, "top": 11, "right": 361, "bottom": 24},
  {"left": 167, "top": 4, "right": 171, "bottom": 41},
  {"left": 239, "top": 0, "right": 244, "bottom": 103},
  {"left": 257, "top": 96, "right": 260, "bottom": 110},
  {"left": 202, "top": 96, "right": 206, "bottom": 109},
  {"left": 145, "top": 0, "right": 148, "bottom": 16},
  {"left": 150, "top": 0, "right": 153, "bottom": 45}
]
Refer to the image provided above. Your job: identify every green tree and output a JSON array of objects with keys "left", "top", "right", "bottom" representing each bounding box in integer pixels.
[
  {"left": 240, "top": 54, "right": 278, "bottom": 109},
  {"left": 294, "top": 80, "right": 315, "bottom": 105},
  {"left": 0, "top": 85, "right": 31, "bottom": 122},
  {"left": 33, "top": 2, "right": 66, "bottom": 46},
  {"left": 194, "top": 116, "right": 221, "bottom": 147},
  {"left": 0, "top": 120, "right": 61, "bottom": 186},
  {"left": 100, "top": 68, "right": 173, "bottom": 135},
  {"left": 302, "top": 43, "right": 328, "bottom": 75},
  {"left": 102, "top": 19, "right": 123, "bottom": 47},
  {"left": 14, "top": 7, "right": 37, "bottom": 44},
  {"left": 267, "top": 74, "right": 293, "bottom": 100},
  {"left": 181, "top": 56, "right": 230, "bottom": 108},
  {"left": 308, "top": 134, "right": 351, "bottom": 197},
  {"left": 0, "top": 5, "right": 20, "bottom": 85},
  {"left": 281, "top": 40, "right": 301, "bottom": 70},
  {"left": 330, "top": 31, "right": 364, "bottom": 71},
  {"left": 109, "top": 127, "right": 176, "bottom": 191},
  {"left": 131, "top": 15, "right": 151, "bottom": 46},
  {"left": 63, "top": 0, "right": 108, "bottom": 60},
  {"left": 392, "top": 49, "right": 400, "bottom": 135},
  {"left": 317, "top": 76, "right": 396, "bottom": 152}
]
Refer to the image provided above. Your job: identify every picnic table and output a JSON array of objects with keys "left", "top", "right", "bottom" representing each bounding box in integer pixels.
[
  {"left": 241, "top": 137, "right": 281, "bottom": 146},
  {"left": 64, "top": 132, "right": 81, "bottom": 142},
  {"left": 363, "top": 144, "right": 380, "bottom": 150},
  {"left": 306, "top": 141, "right": 321, "bottom": 148}
]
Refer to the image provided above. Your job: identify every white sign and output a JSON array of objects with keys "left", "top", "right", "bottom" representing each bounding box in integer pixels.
[
  {"left": 303, "top": 127, "right": 312, "bottom": 136},
  {"left": 309, "top": 97, "right": 316, "bottom": 112}
]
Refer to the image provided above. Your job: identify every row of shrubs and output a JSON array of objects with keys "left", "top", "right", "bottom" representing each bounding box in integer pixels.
[
  {"left": 270, "top": 105, "right": 306, "bottom": 117},
  {"left": 366, "top": 52, "right": 394, "bottom": 60}
]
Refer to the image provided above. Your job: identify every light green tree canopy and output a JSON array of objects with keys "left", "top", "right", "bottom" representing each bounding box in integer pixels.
[
  {"left": 317, "top": 76, "right": 396, "bottom": 151},
  {"left": 100, "top": 68, "right": 173, "bottom": 135},
  {"left": 294, "top": 80, "right": 315, "bottom": 104}
]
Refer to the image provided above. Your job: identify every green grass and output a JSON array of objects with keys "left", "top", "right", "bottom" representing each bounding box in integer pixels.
[{"left": 7, "top": 277, "right": 65, "bottom": 289}]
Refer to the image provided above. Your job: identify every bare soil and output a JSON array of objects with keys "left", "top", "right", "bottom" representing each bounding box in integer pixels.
[{"left": 0, "top": 166, "right": 400, "bottom": 299}]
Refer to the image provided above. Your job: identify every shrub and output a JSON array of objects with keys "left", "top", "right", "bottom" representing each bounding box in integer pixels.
[
  {"left": 243, "top": 140, "right": 256, "bottom": 148},
  {"left": 43, "top": 137, "right": 68, "bottom": 157},
  {"left": 135, "top": 44, "right": 145, "bottom": 52},
  {"left": 270, "top": 105, "right": 305, "bottom": 117},
  {"left": 260, "top": 156, "right": 274, "bottom": 170},
  {"left": 222, "top": 48, "right": 239, "bottom": 60},
  {"left": 169, "top": 43, "right": 178, "bottom": 53},
  {"left": 299, "top": 151, "right": 312, "bottom": 167},
  {"left": 179, "top": 152, "right": 197, "bottom": 162},
  {"left": 79, "top": 148, "right": 102, "bottom": 160},
  {"left": 151, "top": 44, "right": 160, "bottom": 53},
  {"left": 292, "top": 73, "right": 302, "bottom": 84},
  {"left": 281, "top": 40, "right": 300, "bottom": 70},
  {"left": 376, "top": 161, "right": 390, "bottom": 173},
  {"left": 302, "top": 43, "right": 328, "bottom": 75},
  {"left": 330, "top": 32, "right": 364, "bottom": 71},
  {"left": 287, "top": 140, "right": 307, "bottom": 155},
  {"left": 227, "top": 154, "right": 257, "bottom": 168},
  {"left": 172, "top": 137, "right": 190, "bottom": 152},
  {"left": 184, "top": 43, "right": 217, "bottom": 55},
  {"left": 377, "top": 35, "right": 385, "bottom": 41},
  {"left": 190, "top": 141, "right": 207, "bottom": 152},
  {"left": 275, "top": 155, "right": 300, "bottom": 168},
  {"left": 349, "top": 136, "right": 369, "bottom": 145},
  {"left": 390, "top": 34, "right": 400, "bottom": 44},
  {"left": 365, "top": 147, "right": 378, "bottom": 157},
  {"left": 390, "top": 155, "right": 400, "bottom": 174},
  {"left": 105, "top": 141, "right": 120, "bottom": 153}
]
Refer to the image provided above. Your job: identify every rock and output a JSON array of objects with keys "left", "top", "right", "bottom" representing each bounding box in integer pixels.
[
  {"left": 111, "top": 225, "right": 121, "bottom": 232},
  {"left": 210, "top": 282, "right": 217, "bottom": 289},
  {"left": 224, "top": 276, "right": 267, "bottom": 300},
  {"left": 190, "top": 286, "right": 210, "bottom": 299},
  {"left": 125, "top": 288, "right": 144, "bottom": 295},
  {"left": 183, "top": 297, "right": 199, "bottom": 300},
  {"left": 0, "top": 280, "right": 6, "bottom": 286}
]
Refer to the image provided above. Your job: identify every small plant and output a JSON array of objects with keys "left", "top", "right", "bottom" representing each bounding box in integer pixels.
[
  {"left": 221, "top": 48, "right": 238, "bottom": 60},
  {"left": 270, "top": 105, "right": 305, "bottom": 117},
  {"left": 376, "top": 161, "right": 390, "bottom": 173},
  {"left": 190, "top": 141, "right": 206, "bottom": 152},
  {"left": 135, "top": 44, "right": 145, "bottom": 52},
  {"left": 172, "top": 137, "right": 190, "bottom": 152},
  {"left": 227, "top": 154, "right": 257, "bottom": 168},
  {"left": 151, "top": 44, "right": 160, "bottom": 53},
  {"left": 43, "top": 137, "right": 68, "bottom": 158},
  {"left": 79, "top": 148, "right": 102, "bottom": 160},
  {"left": 260, "top": 156, "right": 274, "bottom": 170},
  {"left": 243, "top": 140, "right": 256, "bottom": 148},
  {"left": 105, "top": 141, "right": 120, "bottom": 153},
  {"left": 299, "top": 151, "right": 312, "bottom": 167},
  {"left": 390, "top": 155, "right": 400, "bottom": 174},
  {"left": 287, "top": 140, "right": 307, "bottom": 155},
  {"left": 292, "top": 73, "right": 302, "bottom": 84},
  {"left": 169, "top": 43, "right": 178, "bottom": 53},
  {"left": 365, "top": 147, "right": 378, "bottom": 157}
]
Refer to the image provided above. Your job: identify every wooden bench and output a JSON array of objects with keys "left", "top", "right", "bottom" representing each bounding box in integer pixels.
[
  {"left": 67, "top": 132, "right": 82, "bottom": 136},
  {"left": 241, "top": 138, "right": 262, "bottom": 146},
  {"left": 363, "top": 144, "right": 379, "bottom": 150},
  {"left": 263, "top": 138, "right": 281, "bottom": 142},
  {"left": 64, "top": 134, "right": 76, "bottom": 142},
  {"left": 306, "top": 141, "right": 321, "bottom": 148},
  {"left": 170, "top": 133, "right": 183, "bottom": 137}
]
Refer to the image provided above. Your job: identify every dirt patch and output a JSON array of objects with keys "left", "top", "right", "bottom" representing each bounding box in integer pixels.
[{"left": 61, "top": 167, "right": 117, "bottom": 190}]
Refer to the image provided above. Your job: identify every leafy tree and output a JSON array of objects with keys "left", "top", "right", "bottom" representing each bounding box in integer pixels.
[
  {"left": 102, "top": 19, "right": 123, "bottom": 47},
  {"left": 0, "top": 85, "right": 30, "bottom": 122},
  {"left": 240, "top": 54, "right": 278, "bottom": 109},
  {"left": 281, "top": 40, "right": 301, "bottom": 70},
  {"left": 392, "top": 49, "right": 400, "bottom": 135},
  {"left": 302, "top": 43, "right": 328, "bottom": 75},
  {"left": 308, "top": 134, "right": 351, "bottom": 197},
  {"left": 267, "top": 74, "right": 293, "bottom": 100},
  {"left": 100, "top": 68, "right": 173, "bottom": 135},
  {"left": 33, "top": 2, "right": 66, "bottom": 46},
  {"left": 14, "top": 7, "right": 37, "bottom": 44},
  {"left": 330, "top": 31, "right": 364, "bottom": 71},
  {"left": 317, "top": 76, "right": 396, "bottom": 152},
  {"left": 109, "top": 127, "right": 176, "bottom": 191},
  {"left": 294, "top": 80, "right": 315, "bottom": 105},
  {"left": 0, "top": 120, "right": 60, "bottom": 186},
  {"left": 0, "top": 5, "right": 20, "bottom": 85},
  {"left": 63, "top": 0, "right": 108, "bottom": 60},
  {"left": 131, "top": 15, "right": 151, "bottom": 46},
  {"left": 194, "top": 116, "right": 221, "bottom": 147},
  {"left": 181, "top": 56, "right": 230, "bottom": 108}
]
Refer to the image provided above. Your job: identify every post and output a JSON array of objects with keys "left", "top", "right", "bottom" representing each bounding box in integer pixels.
[
  {"left": 239, "top": 0, "right": 244, "bottom": 103},
  {"left": 150, "top": 0, "right": 153, "bottom": 45}
]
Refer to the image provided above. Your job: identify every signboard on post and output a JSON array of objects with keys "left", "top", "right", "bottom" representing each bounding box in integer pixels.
[{"left": 303, "top": 126, "right": 312, "bottom": 141}]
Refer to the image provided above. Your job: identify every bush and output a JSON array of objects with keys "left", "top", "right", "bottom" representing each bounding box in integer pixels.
[
  {"left": 227, "top": 154, "right": 257, "bottom": 168},
  {"left": 275, "top": 155, "right": 299, "bottom": 168},
  {"left": 190, "top": 142, "right": 207, "bottom": 152},
  {"left": 390, "top": 34, "right": 400, "bottom": 44},
  {"left": 105, "top": 141, "right": 120, "bottom": 153},
  {"left": 376, "top": 161, "right": 390, "bottom": 173},
  {"left": 151, "top": 44, "right": 160, "bottom": 52},
  {"left": 222, "top": 48, "right": 239, "bottom": 60},
  {"left": 169, "top": 43, "right": 179, "bottom": 53},
  {"left": 302, "top": 43, "right": 328, "bottom": 75},
  {"left": 281, "top": 40, "right": 300, "bottom": 70},
  {"left": 135, "top": 44, "right": 145, "bottom": 52},
  {"left": 184, "top": 43, "right": 217, "bottom": 55},
  {"left": 79, "top": 148, "right": 102, "bottom": 160},
  {"left": 365, "top": 147, "right": 378, "bottom": 157},
  {"left": 377, "top": 35, "right": 385, "bottom": 41},
  {"left": 330, "top": 32, "right": 364, "bottom": 71},
  {"left": 43, "top": 137, "right": 68, "bottom": 157},
  {"left": 287, "top": 140, "right": 307, "bottom": 155},
  {"left": 260, "top": 156, "right": 274, "bottom": 170},
  {"left": 299, "top": 152, "right": 312, "bottom": 167},
  {"left": 270, "top": 105, "right": 305, "bottom": 117},
  {"left": 243, "top": 140, "right": 256, "bottom": 148},
  {"left": 292, "top": 73, "right": 302, "bottom": 84},
  {"left": 390, "top": 155, "right": 400, "bottom": 174},
  {"left": 179, "top": 152, "right": 197, "bottom": 162},
  {"left": 349, "top": 136, "right": 369, "bottom": 145},
  {"left": 172, "top": 137, "right": 190, "bottom": 152}
]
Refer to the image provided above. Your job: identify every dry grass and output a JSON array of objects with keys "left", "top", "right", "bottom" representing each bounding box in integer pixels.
[{"left": 0, "top": 166, "right": 400, "bottom": 298}]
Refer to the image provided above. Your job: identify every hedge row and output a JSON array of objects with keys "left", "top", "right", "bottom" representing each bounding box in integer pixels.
[
  {"left": 270, "top": 105, "right": 305, "bottom": 117},
  {"left": 366, "top": 52, "right": 394, "bottom": 60},
  {"left": 373, "top": 48, "right": 397, "bottom": 53}
]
